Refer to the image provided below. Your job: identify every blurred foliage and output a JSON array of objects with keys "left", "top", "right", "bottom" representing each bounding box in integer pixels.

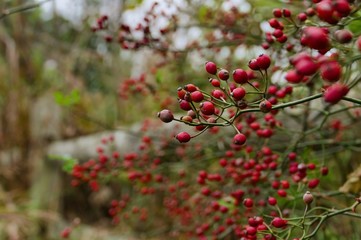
[
  {"left": 49, "top": 154, "right": 79, "bottom": 173},
  {"left": 54, "top": 89, "right": 81, "bottom": 107}
]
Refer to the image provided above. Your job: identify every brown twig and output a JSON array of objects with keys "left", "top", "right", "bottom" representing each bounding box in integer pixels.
[{"left": 0, "top": 0, "right": 51, "bottom": 20}]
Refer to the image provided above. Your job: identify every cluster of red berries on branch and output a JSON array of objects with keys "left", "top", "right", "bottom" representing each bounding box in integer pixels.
[
  {"left": 65, "top": 1, "right": 361, "bottom": 239},
  {"left": 158, "top": 53, "right": 283, "bottom": 145},
  {"left": 92, "top": 1, "right": 255, "bottom": 52},
  {"left": 118, "top": 73, "right": 154, "bottom": 100},
  {"left": 159, "top": 0, "right": 361, "bottom": 145},
  {"left": 66, "top": 117, "right": 361, "bottom": 239},
  {"left": 152, "top": 1, "right": 361, "bottom": 239}
]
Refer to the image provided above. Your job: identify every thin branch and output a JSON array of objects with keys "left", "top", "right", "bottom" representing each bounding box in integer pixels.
[{"left": 0, "top": 0, "right": 51, "bottom": 20}]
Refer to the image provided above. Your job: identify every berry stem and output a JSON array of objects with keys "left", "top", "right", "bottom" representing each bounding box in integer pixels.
[
  {"left": 300, "top": 204, "right": 309, "bottom": 229},
  {"left": 247, "top": 80, "right": 261, "bottom": 92},
  {"left": 342, "top": 96, "right": 361, "bottom": 105},
  {"left": 272, "top": 93, "right": 323, "bottom": 110},
  {"left": 303, "top": 201, "right": 361, "bottom": 239},
  {"left": 263, "top": 69, "right": 270, "bottom": 99}
]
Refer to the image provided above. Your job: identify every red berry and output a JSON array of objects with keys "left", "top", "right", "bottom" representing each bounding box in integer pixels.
[
  {"left": 271, "top": 217, "right": 287, "bottom": 228},
  {"left": 184, "top": 83, "right": 198, "bottom": 92},
  {"left": 268, "top": 18, "right": 280, "bottom": 29},
  {"left": 282, "top": 8, "right": 291, "bottom": 17},
  {"left": 285, "top": 70, "right": 303, "bottom": 84},
  {"left": 212, "top": 89, "right": 225, "bottom": 99},
  {"left": 246, "top": 70, "right": 257, "bottom": 79},
  {"left": 284, "top": 85, "right": 293, "bottom": 94},
  {"left": 209, "top": 78, "right": 221, "bottom": 87},
  {"left": 157, "top": 109, "right": 174, "bottom": 123},
  {"left": 248, "top": 59, "right": 260, "bottom": 70},
  {"left": 233, "top": 133, "right": 247, "bottom": 145},
  {"left": 273, "top": 8, "right": 282, "bottom": 18},
  {"left": 219, "top": 205, "right": 229, "bottom": 213},
  {"left": 175, "top": 132, "right": 191, "bottom": 143},
  {"left": 231, "top": 87, "right": 246, "bottom": 100},
  {"left": 205, "top": 61, "right": 217, "bottom": 75},
  {"left": 89, "top": 180, "right": 99, "bottom": 191},
  {"left": 199, "top": 170, "right": 208, "bottom": 179},
  {"left": 321, "top": 166, "right": 329, "bottom": 176},
  {"left": 179, "top": 99, "right": 192, "bottom": 111},
  {"left": 334, "top": 0, "right": 351, "bottom": 17},
  {"left": 264, "top": 41, "right": 273, "bottom": 49},
  {"left": 302, "top": 27, "right": 330, "bottom": 50},
  {"left": 323, "top": 83, "right": 349, "bottom": 104},
  {"left": 218, "top": 69, "right": 229, "bottom": 80},
  {"left": 306, "top": 8, "right": 315, "bottom": 16},
  {"left": 272, "top": 29, "right": 283, "bottom": 38},
  {"left": 219, "top": 158, "right": 227, "bottom": 167},
  {"left": 308, "top": 178, "right": 320, "bottom": 188},
  {"left": 61, "top": 227, "right": 72, "bottom": 238},
  {"left": 277, "top": 189, "right": 287, "bottom": 197},
  {"left": 334, "top": 29, "right": 353, "bottom": 44},
  {"left": 177, "top": 87, "right": 186, "bottom": 99},
  {"left": 281, "top": 180, "right": 290, "bottom": 189},
  {"left": 201, "top": 187, "right": 211, "bottom": 196},
  {"left": 265, "top": 32, "right": 274, "bottom": 43},
  {"left": 259, "top": 100, "right": 272, "bottom": 113},
  {"left": 256, "top": 54, "right": 271, "bottom": 69},
  {"left": 200, "top": 101, "right": 215, "bottom": 115},
  {"left": 303, "top": 191, "right": 314, "bottom": 204},
  {"left": 181, "top": 115, "right": 193, "bottom": 123},
  {"left": 277, "top": 34, "right": 287, "bottom": 43},
  {"left": 233, "top": 69, "right": 248, "bottom": 84},
  {"left": 268, "top": 85, "right": 278, "bottom": 95},
  {"left": 191, "top": 91, "right": 204, "bottom": 102},
  {"left": 268, "top": 197, "right": 277, "bottom": 206},
  {"left": 316, "top": 1, "right": 337, "bottom": 24},
  {"left": 308, "top": 163, "right": 316, "bottom": 170},
  {"left": 104, "top": 35, "right": 113, "bottom": 42},
  {"left": 297, "top": 12, "right": 307, "bottom": 22},
  {"left": 246, "top": 226, "right": 257, "bottom": 236},
  {"left": 257, "top": 224, "right": 267, "bottom": 231},
  {"left": 294, "top": 57, "right": 319, "bottom": 76},
  {"left": 243, "top": 198, "right": 254, "bottom": 208},
  {"left": 248, "top": 218, "right": 259, "bottom": 227}
]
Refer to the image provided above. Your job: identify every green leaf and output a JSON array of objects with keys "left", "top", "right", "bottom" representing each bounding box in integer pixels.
[
  {"left": 125, "top": 0, "right": 143, "bottom": 9},
  {"left": 48, "top": 155, "right": 78, "bottom": 173},
  {"left": 198, "top": 5, "right": 208, "bottom": 23},
  {"left": 155, "top": 70, "right": 163, "bottom": 84},
  {"left": 53, "top": 89, "right": 80, "bottom": 107},
  {"left": 218, "top": 197, "right": 236, "bottom": 211},
  {"left": 347, "top": 19, "right": 361, "bottom": 35}
]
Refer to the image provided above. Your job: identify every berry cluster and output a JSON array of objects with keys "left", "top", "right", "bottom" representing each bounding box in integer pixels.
[
  {"left": 66, "top": 1, "right": 361, "bottom": 239},
  {"left": 262, "top": 2, "right": 361, "bottom": 105},
  {"left": 118, "top": 74, "right": 153, "bottom": 100},
  {"left": 70, "top": 136, "right": 120, "bottom": 191},
  {"left": 159, "top": 53, "right": 287, "bottom": 145},
  {"left": 68, "top": 121, "right": 335, "bottom": 240},
  {"left": 93, "top": 1, "right": 254, "bottom": 52},
  {"left": 153, "top": 1, "right": 361, "bottom": 239}
]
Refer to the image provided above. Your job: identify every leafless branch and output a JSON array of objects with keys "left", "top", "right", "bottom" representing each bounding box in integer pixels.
[{"left": 0, "top": 0, "right": 51, "bottom": 20}]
